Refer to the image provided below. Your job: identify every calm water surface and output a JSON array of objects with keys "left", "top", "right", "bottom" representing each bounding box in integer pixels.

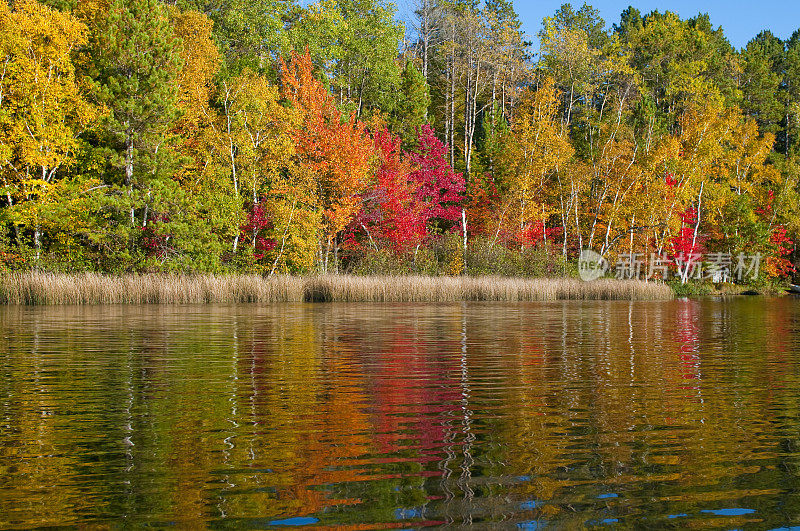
[{"left": 2, "top": 299, "right": 800, "bottom": 528}]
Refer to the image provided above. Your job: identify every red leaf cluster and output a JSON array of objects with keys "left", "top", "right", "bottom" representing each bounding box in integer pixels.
[
  {"left": 408, "top": 125, "right": 465, "bottom": 225},
  {"left": 240, "top": 201, "right": 277, "bottom": 259},
  {"left": 349, "top": 127, "right": 427, "bottom": 253},
  {"left": 670, "top": 207, "right": 704, "bottom": 261}
]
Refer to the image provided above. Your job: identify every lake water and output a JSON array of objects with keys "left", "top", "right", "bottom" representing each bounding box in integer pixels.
[{"left": 1, "top": 299, "right": 800, "bottom": 528}]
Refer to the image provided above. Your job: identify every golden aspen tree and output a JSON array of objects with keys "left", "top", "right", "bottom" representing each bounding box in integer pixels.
[
  {"left": 213, "top": 70, "right": 297, "bottom": 254},
  {"left": 498, "top": 78, "right": 573, "bottom": 250},
  {"left": 0, "top": 0, "right": 100, "bottom": 261}
]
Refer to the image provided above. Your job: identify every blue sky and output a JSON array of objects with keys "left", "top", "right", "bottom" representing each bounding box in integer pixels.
[{"left": 394, "top": 0, "right": 800, "bottom": 50}]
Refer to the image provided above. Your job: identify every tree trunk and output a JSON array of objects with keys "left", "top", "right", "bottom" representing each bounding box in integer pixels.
[
  {"left": 125, "top": 136, "right": 134, "bottom": 187},
  {"left": 34, "top": 224, "right": 41, "bottom": 263},
  {"left": 542, "top": 205, "right": 548, "bottom": 249},
  {"left": 464, "top": 66, "right": 470, "bottom": 175},
  {"left": 520, "top": 192, "right": 526, "bottom": 252},
  {"left": 125, "top": 132, "right": 135, "bottom": 225},
  {"left": 322, "top": 236, "right": 332, "bottom": 274},
  {"left": 6, "top": 192, "right": 19, "bottom": 245},
  {"left": 449, "top": 21, "right": 456, "bottom": 169},
  {"left": 462, "top": 208, "right": 468, "bottom": 271},
  {"left": 270, "top": 200, "right": 297, "bottom": 277},
  {"left": 333, "top": 235, "right": 339, "bottom": 274}
]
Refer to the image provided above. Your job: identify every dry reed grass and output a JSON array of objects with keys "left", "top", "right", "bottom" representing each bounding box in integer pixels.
[{"left": 0, "top": 272, "right": 673, "bottom": 305}]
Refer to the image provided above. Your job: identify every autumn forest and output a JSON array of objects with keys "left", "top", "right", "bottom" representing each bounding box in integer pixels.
[{"left": 2, "top": 0, "right": 799, "bottom": 284}]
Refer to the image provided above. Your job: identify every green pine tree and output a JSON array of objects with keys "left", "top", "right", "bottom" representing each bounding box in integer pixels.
[
  {"left": 613, "top": 6, "right": 642, "bottom": 39},
  {"left": 81, "top": 0, "right": 184, "bottom": 270},
  {"left": 91, "top": 0, "right": 182, "bottom": 196},
  {"left": 741, "top": 31, "right": 784, "bottom": 138},
  {"left": 783, "top": 32, "right": 800, "bottom": 156},
  {"left": 478, "top": 102, "right": 511, "bottom": 189},
  {"left": 390, "top": 61, "right": 431, "bottom": 147}
]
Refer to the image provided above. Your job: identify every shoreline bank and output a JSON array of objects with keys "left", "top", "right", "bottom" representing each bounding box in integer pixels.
[{"left": 0, "top": 273, "right": 673, "bottom": 305}]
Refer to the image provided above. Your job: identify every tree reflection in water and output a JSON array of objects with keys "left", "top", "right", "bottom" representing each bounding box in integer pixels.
[{"left": 1, "top": 299, "right": 800, "bottom": 528}]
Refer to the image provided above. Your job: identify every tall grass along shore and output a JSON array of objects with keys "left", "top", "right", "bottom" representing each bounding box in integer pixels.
[{"left": 0, "top": 273, "right": 673, "bottom": 305}]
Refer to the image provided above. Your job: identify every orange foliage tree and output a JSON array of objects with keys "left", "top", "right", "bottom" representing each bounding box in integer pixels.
[{"left": 280, "top": 49, "right": 375, "bottom": 272}]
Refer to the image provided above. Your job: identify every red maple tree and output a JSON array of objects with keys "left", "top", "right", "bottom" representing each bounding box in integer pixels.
[
  {"left": 240, "top": 201, "right": 276, "bottom": 260},
  {"left": 670, "top": 207, "right": 705, "bottom": 259},
  {"left": 407, "top": 125, "right": 465, "bottom": 227},
  {"left": 348, "top": 127, "right": 427, "bottom": 254}
]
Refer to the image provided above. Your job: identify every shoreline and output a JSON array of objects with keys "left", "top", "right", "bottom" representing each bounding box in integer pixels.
[{"left": 0, "top": 273, "right": 673, "bottom": 305}]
